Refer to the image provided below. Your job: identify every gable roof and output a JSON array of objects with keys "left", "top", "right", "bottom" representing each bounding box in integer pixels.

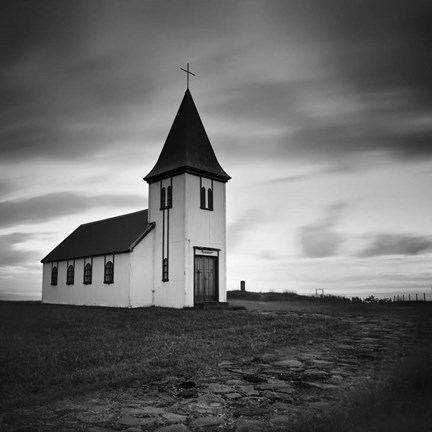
[
  {"left": 144, "top": 89, "right": 231, "bottom": 183},
  {"left": 41, "top": 209, "right": 154, "bottom": 263}
]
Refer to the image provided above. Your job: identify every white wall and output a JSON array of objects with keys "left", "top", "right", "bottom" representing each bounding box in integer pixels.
[
  {"left": 129, "top": 230, "right": 155, "bottom": 307},
  {"left": 42, "top": 253, "right": 131, "bottom": 307}
]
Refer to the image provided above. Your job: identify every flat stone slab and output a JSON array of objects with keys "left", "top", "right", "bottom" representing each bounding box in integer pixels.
[
  {"left": 189, "top": 395, "right": 225, "bottom": 414},
  {"left": 117, "top": 415, "right": 157, "bottom": 426},
  {"left": 207, "top": 383, "right": 234, "bottom": 393},
  {"left": 272, "top": 359, "right": 303, "bottom": 368},
  {"left": 190, "top": 416, "right": 225, "bottom": 428},
  {"left": 162, "top": 413, "right": 188, "bottom": 424}
]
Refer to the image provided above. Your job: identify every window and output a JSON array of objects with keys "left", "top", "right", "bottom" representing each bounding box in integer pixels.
[
  {"left": 200, "top": 186, "right": 206, "bottom": 208},
  {"left": 200, "top": 184, "right": 214, "bottom": 211},
  {"left": 83, "top": 262, "right": 92, "bottom": 284},
  {"left": 51, "top": 265, "right": 58, "bottom": 286},
  {"left": 162, "top": 258, "right": 169, "bottom": 281},
  {"left": 167, "top": 185, "right": 172, "bottom": 207},
  {"left": 207, "top": 188, "right": 213, "bottom": 210},
  {"left": 161, "top": 184, "right": 173, "bottom": 209},
  {"left": 66, "top": 264, "right": 74, "bottom": 285},
  {"left": 104, "top": 260, "right": 114, "bottom": 284},
  {"left": 161, "top": 187, "right": 166, "bottom": 209}
]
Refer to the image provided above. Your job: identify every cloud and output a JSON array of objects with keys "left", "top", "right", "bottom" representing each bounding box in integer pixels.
[
  {"left": 0, "top": 192, "right": 143, "bottom": 228},
  {"left": 228, "top": 209, "right": 266, "bottom": 251},
  {"left": 358, "top": 233, "right": 432, "bottom": 257},
  {"left": 0, "top": 232, "right": 39, "bottom": 268},
  {"left": 298, "top": 202, "right": 348, "bottom": 258}
]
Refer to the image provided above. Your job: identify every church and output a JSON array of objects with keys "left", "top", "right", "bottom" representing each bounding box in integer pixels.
[{"left": 41, "top": 87, "right": 231, "bottom": 308}]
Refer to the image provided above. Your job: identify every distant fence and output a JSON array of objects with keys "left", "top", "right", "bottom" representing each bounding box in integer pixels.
[{"left": 393, "top": 292, "right": 432, "bottom": 302}]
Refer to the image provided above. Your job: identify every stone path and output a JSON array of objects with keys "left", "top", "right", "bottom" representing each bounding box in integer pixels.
[{"left": 1, "top": 310, "right": 426, "bottom": 432}]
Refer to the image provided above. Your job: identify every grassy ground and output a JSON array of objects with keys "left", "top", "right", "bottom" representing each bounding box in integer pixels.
[
  {"left": 1, "top": 297, "right": 431, "bottom": 431},
  {"left": 0, "top": 300, "right": 350, "bottom": 410}
]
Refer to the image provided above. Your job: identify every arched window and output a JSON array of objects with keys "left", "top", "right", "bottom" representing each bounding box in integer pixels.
[
  {"left": 66, "top": 264, "right": 74, "bottom": 285},
  {"left": 104, "top": 260, "right": 114, "bottom": 284},
  {"left": 200, "top": 186, "right": 206, "bottom": 208},
  {"left": 83, "top": 262, "right": 92, "bottom": 284},
  {"left": 207, "top": 188, "right": 213, "bottom": 210},
  {"left": 160, "top": 187, "right": 166, "bottom": 209},
  {"left": 167, "top": 185, "right": 172, "bottom": 208},
  {"left": 51, "top": 266, "right": 58, "bottom": 286}
]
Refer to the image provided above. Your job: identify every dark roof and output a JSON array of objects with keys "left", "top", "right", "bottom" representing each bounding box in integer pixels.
[
  {"left": 144, "top": 89, "right": 231, "bottom": 183},
  {"left": 41, "top": 210, "right": 154, "bottom": 263}
]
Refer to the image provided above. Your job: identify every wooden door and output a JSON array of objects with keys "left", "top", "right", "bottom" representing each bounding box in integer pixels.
[{"left": 194, "top": 256, "right": 218, "bottom": 302}]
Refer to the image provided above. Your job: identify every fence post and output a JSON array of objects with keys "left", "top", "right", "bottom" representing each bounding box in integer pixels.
[
  {"left": 240, "top": 281, "right": 246, "bottom": 292},
  {"left": 403, "top": 294, "right": 405, "bottom": 301},
  {"left": 424, "top": 293, "right": 426, "bottom": 301},
  {"left": 416, "top": 293, "right": 418, "bottom": 301}
]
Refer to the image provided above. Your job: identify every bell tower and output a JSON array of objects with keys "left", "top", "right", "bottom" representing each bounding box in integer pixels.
[{"left": 144, "top": 89, "right": 230, "bottom": 308}]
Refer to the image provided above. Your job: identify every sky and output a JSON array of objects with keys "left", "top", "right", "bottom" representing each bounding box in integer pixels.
[{"left": 1, "top": 0, "right": 432, "bottom": 301}]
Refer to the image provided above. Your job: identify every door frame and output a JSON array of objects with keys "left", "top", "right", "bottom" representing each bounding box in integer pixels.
[{"left": 193, "top": 247, "right": 220, "bottom": 304}]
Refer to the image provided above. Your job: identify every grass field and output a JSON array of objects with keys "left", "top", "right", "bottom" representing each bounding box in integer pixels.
[
  {"left": 1, "top": 295, "right": 431, "bottom": 431},
  {"left": 0, "top": 299, "right": 351, "bottom": 411}
]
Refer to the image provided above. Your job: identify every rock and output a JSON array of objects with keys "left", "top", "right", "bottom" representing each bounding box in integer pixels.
[
  {"left": 117, "top": 415, "right": 157, "bottom": 426},
  {"left": 207, "top": 383, "right": 234, "bottom": 393},
  {"left": 225, "top": 379, "right": 244, "bottom": 385},
  {"left": 156, "top": 424, "right": 191, "bottom": 432},
  {"left": 272, "top": 402, "right": 292, "bottom": 410},
  {"left": 225, "top": 393, "right": 242, "bottom": 399},
  {"left": 272, "top": 359, "right": 303, "bottom": 368},
  {"left": 269, "top": 414, "right": 291, "bottom": 426},
  {"left": 76, "top": 409, "right": 116, "bottom": 423},
  {"left": 304, "top": 369, "right": 329, "bottom": 377},
  {"left": 235, "top": 420, "right": 267, "bottom": 432},
  {"left": 190, "top": 416, "right": 225, "bottom": 428},
  {"left": 329, "top": 374, "right": 344, "bottom": 384},
  {"left": 139, "top": 406, "right": 166, "bottom": 415},
  {"left": 189, "top": 395, "right": 225, "bottom": 414},
  {"left": 162, "top": 413, "right": 188, "bottom": 424},
  {"left": 237, "top": 385, "right": 259, "bottom": 396}
]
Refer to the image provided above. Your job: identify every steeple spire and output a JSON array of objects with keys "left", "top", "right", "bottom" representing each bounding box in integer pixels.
[{"left": 144, "top": 90, "right": 230, "bottom": 183}]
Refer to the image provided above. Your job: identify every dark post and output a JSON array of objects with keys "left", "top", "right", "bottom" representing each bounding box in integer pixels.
[
  {"left": 416, "top": 293, "right": 418, "bottom": 301},
  {"left": 240, "top": 281, "right": 246, "bottom": 292},
  {"left": 409, "top": 294, "right": 411, "bottom": 301},
  {"left": 424, "top": 293, "right": 426, "bottom": 301}
]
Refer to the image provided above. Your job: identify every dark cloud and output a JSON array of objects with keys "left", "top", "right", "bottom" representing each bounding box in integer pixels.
[
  {"left": 299, "top": 202, "right": 348, "bottom": 258},
  {"left": 0, "top": 192, "right": 143, "bottom": 228},
  {"left": 0, "top": 232, "right": 39, "bottom": 268},
  {"left": 358, "top": 233, "right": 432, "bottom": 257}
]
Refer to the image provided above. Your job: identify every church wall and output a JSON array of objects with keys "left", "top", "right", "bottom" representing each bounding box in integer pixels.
[
  {"left": 42, "top": 254, "right": 131, "bottom": 307},
  {"left": 129, "top": 231, "right": 155, "bottom": 307}
]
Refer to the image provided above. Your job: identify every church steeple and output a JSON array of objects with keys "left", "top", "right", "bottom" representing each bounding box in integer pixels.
[{"left": 144, "top": 89, "right": 231, "bottom": 183}]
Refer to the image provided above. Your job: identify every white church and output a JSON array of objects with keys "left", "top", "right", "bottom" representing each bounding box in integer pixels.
[{"left": 41, "top": 88, "right": 231, "bottom": 308}]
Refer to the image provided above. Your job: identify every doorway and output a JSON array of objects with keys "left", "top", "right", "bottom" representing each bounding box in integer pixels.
[{"left": 194, "top": 255, "right": 218, "bottom": 302}]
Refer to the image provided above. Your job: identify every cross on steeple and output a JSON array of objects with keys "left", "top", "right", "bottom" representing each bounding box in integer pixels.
[{"left": 180, "top": 63, "right": 195, "bottom": 90}]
